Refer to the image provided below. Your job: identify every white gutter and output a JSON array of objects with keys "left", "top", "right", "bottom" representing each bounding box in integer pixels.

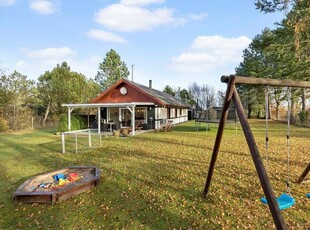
[{"left": 62, "top": 102, "right": 154, "bottom": 108}]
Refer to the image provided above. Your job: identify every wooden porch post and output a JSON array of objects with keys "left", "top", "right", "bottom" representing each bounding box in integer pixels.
[
  {"left": 67, "top": 107, "right": 74, "bottom": 131},
  {"left": 132, "top": 105, "right": 135, "bottom": 136},
  {"left": 127, "top": 105, "right": 136, "bottom": 135},
  {"left": 97, "top": 107, "right": 101, "bottom": 134}
]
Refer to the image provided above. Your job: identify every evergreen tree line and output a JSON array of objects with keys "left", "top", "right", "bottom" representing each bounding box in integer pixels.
[{"left": 236, "top": 0, "right": 309, "bottom": 125}]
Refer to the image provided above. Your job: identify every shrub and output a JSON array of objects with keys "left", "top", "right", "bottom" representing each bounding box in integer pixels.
[
  {"left": 76, "top": 115, "right": 87, "bottom": 129},
  {"left": 57, "top": 114, "right": 87, "bottom": 132},
  {"left": 0, "top": 117, "right": 9, "bottom": 132},
  {"left": 298, "top": 111, "right": 309, "bottom": 125}
]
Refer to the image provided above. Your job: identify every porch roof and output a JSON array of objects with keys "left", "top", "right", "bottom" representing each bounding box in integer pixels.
[{"left": 62, "top": 102, "right": 155, "bottom": 108}]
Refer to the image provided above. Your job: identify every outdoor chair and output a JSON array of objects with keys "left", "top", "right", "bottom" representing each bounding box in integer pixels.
[
  {"left": 135, "top": 120, "right": 143, "bottom": 131},
  {"left": 155, "top": 121, "right": 173, "bottom": 132}
]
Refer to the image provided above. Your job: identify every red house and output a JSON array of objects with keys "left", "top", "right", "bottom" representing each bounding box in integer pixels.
[{"left": 63, "top": 78, "right": 190, "bottom": 135}]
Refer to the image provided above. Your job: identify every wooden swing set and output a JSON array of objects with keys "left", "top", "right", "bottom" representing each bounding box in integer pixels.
[{"left": 203, "top": 75, "right": 310, "bottom": 229}]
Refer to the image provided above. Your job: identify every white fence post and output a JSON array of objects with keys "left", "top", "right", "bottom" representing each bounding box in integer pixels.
[
  {"left": 75, "top": 133, "right": 78, "bottom": 154},
  {"left": 88, "top": 129, "right": 91, "bottom": 147},
  {"left": 62, "top": 133, "right": 65, "bottom": 153},
  {"left": 61, "top": 129, "right": 102, "bottom": 153}
]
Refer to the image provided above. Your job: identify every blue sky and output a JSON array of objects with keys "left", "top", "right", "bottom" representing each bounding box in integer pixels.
[{"left": 0, "top": 0, "right": 285, "bottom": 91}]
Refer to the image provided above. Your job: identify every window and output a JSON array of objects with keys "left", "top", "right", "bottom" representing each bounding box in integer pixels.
[
  {"left": 135, "top": 107, "right": 147, "bottom": 123},
  {"left": 108, "top": 108, "right": 119, "bottom": 122}
]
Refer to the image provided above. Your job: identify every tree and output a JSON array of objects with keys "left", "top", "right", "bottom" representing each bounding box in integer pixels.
[
  {"left": 179, "top": 88, "right": 195, "bottom": 106},
  {"left": 235, "top": 29, "right": 274, "bottom": 118},
  {"left": 255, "top": 0, "right": 310, "bottom": 112},
  {"left": 217, "top": 90, "right": 225, "bottom": 106},
  {"left": 188, "top": 82, "right": 216, "bottom": 119},
  {"left": 0, "top": 70, "right": 36, "bottom": 129},
  {"left": 188, "top": 83, "right": 215, "bottom": 108},
  {"left": 95, "top": 49, "right": 130, "bottom": 90},
  {"left": 38, "top": 62, "right": 100, "bottom": 125},
  {"left": 255, "top": 0, "right": 295, "bottom": 13},
  {"left": 163, "top": 85, "right": 175, "bottom": 96}
]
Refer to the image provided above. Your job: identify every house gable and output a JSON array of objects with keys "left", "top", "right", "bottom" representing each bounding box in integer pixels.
[{"left": 91, "top": 79, "right": 165, "bottom": 105}]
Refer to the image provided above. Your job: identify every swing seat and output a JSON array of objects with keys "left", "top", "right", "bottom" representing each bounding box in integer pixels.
[{"left": 260, "top": 193, "right": 295, "bottom": 210}]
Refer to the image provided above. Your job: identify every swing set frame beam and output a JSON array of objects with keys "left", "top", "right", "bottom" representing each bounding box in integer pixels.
[
  {"left": 297, "top": 163, "right": 310, "bottom": 184},
  {"left": 203, "top": 75, "right": 310, "bottom": 230}
]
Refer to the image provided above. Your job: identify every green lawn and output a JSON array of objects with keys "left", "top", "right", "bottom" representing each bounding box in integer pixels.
[{"left": 0, "top": 120, "right": 309, "bottom": 229}]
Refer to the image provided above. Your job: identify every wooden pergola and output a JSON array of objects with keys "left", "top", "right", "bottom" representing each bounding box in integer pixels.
[{"left": 203, "top": 75, "right": 310, "bottom": 230}]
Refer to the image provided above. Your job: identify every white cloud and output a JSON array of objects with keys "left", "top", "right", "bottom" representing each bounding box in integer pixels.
[
  {"left": 0, "top": 0, "right": 15, "bottom": 6},
  {"left": 14, "top": 55, "right": 101, "bottom": 80},
  {"left": 14, "top": 47, "right": 102, "bottom": 80},
  {"left": 29, "top": 0, "right": 59, "bottom": 15},
  {"left": 191, "top": 35, "right": 250, "bottom": 51},
  {"left": 120, "top": 0, "right": 165, "bottom": 6},
  {"left": 21, "top": 47, "right": 76, "bottom": 59},
  {"left": 186, "top": 12, "right": 208, "bottom": 21},
  {"left": 171, "top": 35, "right": 251, "bottom": 73},
  {"left": 16, "top": 60, "right": 30, "bottom": 67},
  {"left": 69, "top": 56, "right": 103, "bottom": 78},
  {"left": 87, "top": 29, "right": 127, "bottom": 43},
  {"left": 91, "top": 0, "right": 207, "bottom": 38},
  {"left": 95, "top": 3, "right": 185, "bottom": 32}
]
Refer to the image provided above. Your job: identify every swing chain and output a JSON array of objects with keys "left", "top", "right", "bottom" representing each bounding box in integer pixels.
[
  {"left": 265, "top": 86, "right": 269, "bottom": 172},
  {"left": 286, "top": 182, "right": 291, "bottom": 195},
  {"left": 286, "top": 87, "right": 291, "bottom": 195}
]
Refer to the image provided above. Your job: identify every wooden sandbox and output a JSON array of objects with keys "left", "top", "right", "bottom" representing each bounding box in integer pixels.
[{"left": 13, "top": 166, "right": 100, "bottom": 204}]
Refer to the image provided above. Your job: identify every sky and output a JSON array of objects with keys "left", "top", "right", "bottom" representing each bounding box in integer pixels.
[{"left": 0, "top": 0, "right": 285, "bottom": 92}]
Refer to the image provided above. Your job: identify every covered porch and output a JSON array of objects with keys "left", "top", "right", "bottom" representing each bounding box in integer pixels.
[{"left": 62, "top": 102, "right": 155, "bottom": 136}]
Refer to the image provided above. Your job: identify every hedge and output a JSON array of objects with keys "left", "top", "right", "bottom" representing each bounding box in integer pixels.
[{"left": 57, "top": 114, "right": 86, "bottom": 132}]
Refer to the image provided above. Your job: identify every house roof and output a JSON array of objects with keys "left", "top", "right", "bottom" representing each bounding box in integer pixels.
[
  {"left": 130, "top": 81, "right": 190, "bottom": 108},
  {"left": 91, "top": 78, "right": 190, "bottom": 108}
]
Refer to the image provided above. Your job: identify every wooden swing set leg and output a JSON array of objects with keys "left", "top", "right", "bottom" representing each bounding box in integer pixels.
[
  {"left": 297, "top": 163, "right": 310, "bottom": 184},
  {"left": 203, "top": 76, "right": 287, "bottom": 229},
  {"left": 203, "top": 76, "right": 236, "bottom": 197}
]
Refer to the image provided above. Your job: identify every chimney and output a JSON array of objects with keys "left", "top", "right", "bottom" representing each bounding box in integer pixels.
[{"left": 149, "top": 80, "right": 152, "bottom": 89}]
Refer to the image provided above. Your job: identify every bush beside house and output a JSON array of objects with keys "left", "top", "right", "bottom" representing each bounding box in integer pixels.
[{"left": 57, "top": 114, "right": 86, "bottom": 132}]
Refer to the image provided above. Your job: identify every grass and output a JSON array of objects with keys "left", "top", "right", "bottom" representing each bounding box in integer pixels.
[{"left": 0, "top": 120, "right": 309, "bottom": 229}]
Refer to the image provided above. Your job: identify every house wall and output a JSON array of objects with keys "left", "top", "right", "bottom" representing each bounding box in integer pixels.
[
  {"left": 147, "top": 106, "right": 155, "bottom": 129},
  {"left": 94, "top": 82, "right": 158, "bottom": 104},
  {"left": 154, "top": 107, "right": 188, "bottom": 128},
  {"left": 90, "top": 80, "right": 190, "bottom": 130}
]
